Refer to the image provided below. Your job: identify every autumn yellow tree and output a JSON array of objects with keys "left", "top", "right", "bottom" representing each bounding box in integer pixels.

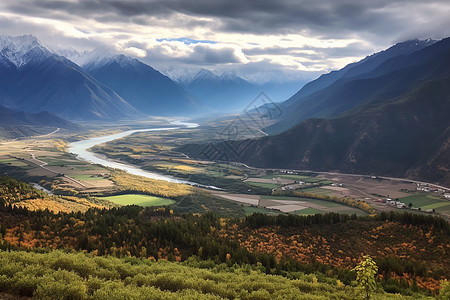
[{"left": 353, "top": 255, "right": 378, "bottom": 300}]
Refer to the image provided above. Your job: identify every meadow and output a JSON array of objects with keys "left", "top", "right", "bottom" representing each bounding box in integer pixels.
[
  {"left": 100, "top": 194, "right": 175, "bottom": 207},
  {"left": 400, "top": 193, "right": 450, "bottom": 214}
]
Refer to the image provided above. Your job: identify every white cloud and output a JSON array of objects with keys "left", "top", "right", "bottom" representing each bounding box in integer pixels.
[{"left": 0, "top": 0, "right": 449, "bottom": 81}]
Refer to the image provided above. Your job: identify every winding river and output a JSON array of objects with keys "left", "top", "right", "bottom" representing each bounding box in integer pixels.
[{"left": 69, "top": 122, "right": 221, "bottom": 189}]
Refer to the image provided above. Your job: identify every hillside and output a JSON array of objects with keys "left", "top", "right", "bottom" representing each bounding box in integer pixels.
[
  {"left": 84, "top": 55, "right": 198, "bottom": 116},
  {"left": 281, "top": 39, "right": 435, "bottom": 108},
  {"left": 0, "top": 106, "right": 76, "bottom": 128},
  {"left": 268, "top": 38, "right": 448, "bottom": 134},
  {"left": 0, "top": 176, "right": 103, "bottom": 212},
  {"left": 0, "top": 250, "right": 429, "bottom": 300},
  {"left": 178, "top": 77, "right": 450, "bottom": 186},
  {"left": 0, "top": 35, "right": 138, "bottom": 120},
  {"left": 0, "top": 176, "right": 449, "bottom": 297},
  {"left": 0, "top": 201, "right": 448, "bottom": 297},
  {"left": 0, "top": 105, "right": 77, "bottom": 139}
]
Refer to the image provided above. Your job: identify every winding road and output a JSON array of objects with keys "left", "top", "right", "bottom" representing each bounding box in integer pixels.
[{"left": 29, "top": 153, "right": 86, "bottom": 187}]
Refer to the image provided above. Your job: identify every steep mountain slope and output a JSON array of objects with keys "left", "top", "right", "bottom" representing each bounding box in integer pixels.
[
  {"left": 183, "top": 69, "right": 261, "bottom": 112},
  {"left": 179, "top": 77, "right": 450, "bottom": 186},
  {"left": 269, "top": 39, "right": 438, "bottom": 133},
  {"left": 0, "top": 35, "right": 137, "bottom": 120},
  {"left": 84, "top": 55, "right": 198, "bottom": 116}
]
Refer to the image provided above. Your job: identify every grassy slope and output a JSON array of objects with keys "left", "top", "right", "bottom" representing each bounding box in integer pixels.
[{"left": 0, "top": 250, "right": 429, "bottom": 300}]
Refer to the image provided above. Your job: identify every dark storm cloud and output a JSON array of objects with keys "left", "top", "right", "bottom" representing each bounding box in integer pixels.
[
  {"left": 2, "top": 0, "right": 449, "bottom": 78},
  {"left": 188, "top": 45, "right": 242, "bottom": 64},
  {"left": 244, "top": 41, "right": 369, "bottom": 59},
  {"left": 3, "top": 0, "right": 450, "bottom": 38},
  {"left": 145, "top": 43, "right": 245, "bottom": 66}
]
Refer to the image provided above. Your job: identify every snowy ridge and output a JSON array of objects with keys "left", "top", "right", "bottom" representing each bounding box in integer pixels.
[
  {"left": 54, "top": 48, "right": 137, "bottom": 68},
  {"left": 160, "top": 67, "right": 200, "bottom": 84},
  {"left": 99, "top": 54, "right": 141, "bottom": 68},
  {"left": 0, "top": 35, "right": 49, "bottom": 67},
  {"left": 192, "top": 69, "right": 218, "bottom": 81},
  {"left": 55, "top": 48, "right": 115, "bottom": 67},
  {"left": 76, "top": 51, "right": 143, "bottom": 70},
  {"left": 188, "top": 69, "right": 247, "bottom": 84}
]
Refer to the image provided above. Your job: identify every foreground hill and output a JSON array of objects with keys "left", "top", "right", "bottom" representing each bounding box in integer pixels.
[
  {"left": 178, "top": 76, "right": 450, "bottom": 186},
  {"left": 0, "top": 250, "right": 432, "bottom": 300},
  {"left": 84, "top": 55, "right": 198, "bottom": 116},
  {"left": 0, "top": 175, "right": 448, "bottom": 296},
  {"left": 0, "top": 35, "right": 137, "bottom": 120}
]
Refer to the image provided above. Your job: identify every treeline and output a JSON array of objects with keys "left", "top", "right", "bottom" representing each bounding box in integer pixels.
[
  {"left": 0, "top": 203, "right": 364, "bottom": 289},
  {"left": 0, "top": 176, "right": 104, "bottom": 212},
  {"left": 1, "top": 193, "right": 448, "bottom": 296},
  {"left": 244, "top": 212, "right": 358, "bottom": 228},
  {"left": 377, "top": 211, "right": 450, "bottom": 233},
  {"left": 0, "top": 203, "right": 273, "bottom": 270},
  {"left": 243, "top": 211, "right": 449, "bottom": 233},
  {"left": 0, "top": 176, "right": 48, "bottom": 204}
]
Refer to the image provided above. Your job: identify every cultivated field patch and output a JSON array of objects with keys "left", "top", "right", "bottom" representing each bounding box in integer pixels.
[
  {"left": 400, "top": 193, "right": 450, "bottom": 214},
  {"left": 100, "top": 194, "right": 175, "bottom": 207}
]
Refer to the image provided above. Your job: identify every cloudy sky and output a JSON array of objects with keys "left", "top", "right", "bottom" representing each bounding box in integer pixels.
[{"left": 1, "top": 0, "right": 449, "bottom": 81}]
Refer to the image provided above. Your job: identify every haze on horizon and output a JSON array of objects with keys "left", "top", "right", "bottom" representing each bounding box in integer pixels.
[{"left": 0, "top": 0, "right": 449, "bottom": 82}]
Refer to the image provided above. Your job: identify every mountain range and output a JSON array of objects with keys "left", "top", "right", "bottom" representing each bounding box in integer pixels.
[
  {"left": 171, "top": 69, "right": 306, "bottom": 113},
  {"left": 267, "top": 38, "right": 438, "bottom": 134},
  {"left": 83, "top": 54, "right": 199, "bottom": 116},
  {"left": 2, "top": 35, "right": 299, "bottom": 121},
  {"left": 180, "top": 69, "right": 259, "bottom": 112},
  {"left": 0, "top": 35, "right": 137, "bottom": 120},
  {"left": 178, "top": 37, "right": 450, "bottom": 186},
  {"left": 1, "top": 34, "right": 449, "bottom": 185}
]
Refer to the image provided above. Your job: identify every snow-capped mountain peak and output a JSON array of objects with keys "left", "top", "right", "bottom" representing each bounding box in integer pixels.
[
  {"left": 55, "top": 48, "right": 115, "bottom": 67},
  {"left": 82, "top": 53, "right": 144, "bottom": 71},
  {"left": 193, "top": 68, "right": 218, "bottom": 81},
  {"left": 219, "top": 72, "right": 242, "bottom": 82},
  {"left": 0, "top": 35, "right": 49, "bottom": 67},
  {"left": 109, "top": 54, "right": 139, "bottom": 68}
]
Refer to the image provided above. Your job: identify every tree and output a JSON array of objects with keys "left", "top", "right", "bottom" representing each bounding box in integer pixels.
[
  {"left": 353, "top": 255, "right": 378, "bottom": 300},
  {"left": 438, "top": 280, "right": 450, "bottom": 300}
]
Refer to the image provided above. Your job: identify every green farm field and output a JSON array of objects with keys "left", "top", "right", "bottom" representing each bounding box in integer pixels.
[
  {"left": 246, "top": 181, "right": 279, "bottom": 189},
  {"left": 301, "top": 187, "right": 336, "bottom": 196},
  {"left": 0, "top": 158, "right": 31, "bottom": 168},
  {"left": 400, "top": 193, "right": 450, "bottom": 214},
  {"left": 294, "top": 207, "right": 322, "bottom": 215},
  {"left": 100, "top": 194, "right": 175, "bottom": 207}
]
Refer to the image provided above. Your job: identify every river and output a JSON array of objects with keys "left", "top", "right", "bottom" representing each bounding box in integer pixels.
[{"left": 69, "top": 122, "right": 221, "bottom": 189}]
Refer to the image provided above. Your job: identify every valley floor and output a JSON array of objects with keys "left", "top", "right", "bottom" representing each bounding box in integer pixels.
[{"left": 0, "top": 121, "right": 449, "bottom": 298}]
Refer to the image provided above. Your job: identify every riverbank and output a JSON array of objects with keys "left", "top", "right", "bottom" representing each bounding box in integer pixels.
[{"left": 69, "top": 123, "right": 222, "bottom": 190}]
